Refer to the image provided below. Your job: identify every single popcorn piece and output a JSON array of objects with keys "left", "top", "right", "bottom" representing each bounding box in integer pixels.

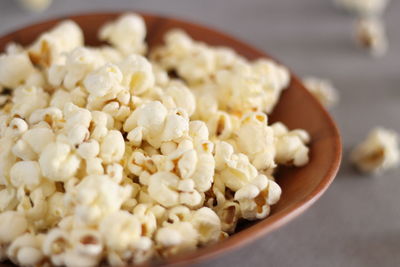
[
  {"left": 234, "top": 174, "right": 281, "bottom": 220},
  {"left": 99, "top": 13, "right": 147, "bottom": 55},
  {"left": 39, "top": 142, "right": 81, "bottom": 181},
  {"left": 271, "top": 122, "right": 310, "bottom": 167},
  {"left": 334, "top": 0, "right": 391, "bottom": 16},
  {"left": 351, "top": 127, "right": 400, "bottom": 174},
  {"left": 0, "top": 50, "right": 35, "bottom": 88},
  {"left": 7, "top": 233, "right": 44, "bottom": 266},
  {"left": 303, "top": 77, "right": 339, "bottom": 108},
  {"left": 18, "top": 0, "right": 52, "bottom": 12},
  {"left": 0, "top": 12, "right": 311, "bottom": 266},
  {"left": 28, "top": 20, "right": 84, "bottom": 66},
  {"left": 0, "top": 211, "right": 28, "bottom": 244},
  {"left": 355, "top": 17, "right": 388, "bottom": 57}
]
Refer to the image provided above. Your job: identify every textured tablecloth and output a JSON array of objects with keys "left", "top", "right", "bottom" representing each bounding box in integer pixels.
[{"left": 1, "top": 0, "right": 399, "bottom": 266}]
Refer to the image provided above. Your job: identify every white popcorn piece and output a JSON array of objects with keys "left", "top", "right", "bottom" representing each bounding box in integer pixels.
[
  {"left": 190, "top": 207, "right": 222, "bottom": 244},
  {"left": 22, "top": 126, "right": 55, "bottom": 155},
  {"left": 351, "top": 127, "right": 400, "bottom": 174},
  {"left": 7, "top": 118, "right": 28, "bottom": 137},
  {"left": 28, "top": 20, "right": 84, "bottom": 67},
  {"left": 99, "top": 210, "right": 141, "bottom": 251},
  {"left": 118, "top": 54, "right": 155, "bottom": 95},
  {"left": 0, "top": 188, "right": 18, "bottom": 212},
  {"left": 355, "top": 17, "right": 388, "bottom": 57},
  {"left": 215, "top": 200, "right": 241, "bottom": 233},
  {"left": 155, "top": 221, "right": 198, "bottom": 256},
  {"left": 73, "top": 175, "right": 131, "bottom": 223},
  {"left": 214, "top": 141, "right": 258, "bottom": 191},
  {"left": 148, "top": 172, "right": 180, "bottom": 207},
  {"left": 39, "top": 142, "right": 81, "bottom": 181},
  {"left": 271, "top": 122, "right": 310, "bottom": 167},
  {"left": 99, "top": 13, "right": 147, "bottom": 55},
  {"left": 7, "top": 233, "right": 44, "bottom": 266},
  {"left": 100, "top": 130, "right": 125, "bottom": 164},
  {"left": 235, "top": 112, "right": 276, "bottom": 170},
  {"left": 0, "top": 51, "right": 35, "bottom": 88},
  {"left": 50, "top": 90, "right": 73, "bottom": 110},
  {"left": 0, "top": 211, "right": 28, "bottom": 243},
  {"left": 29, "top": 107, "right": 63, "bottom": 127},
  {"left": 303, "top": 77, "right": 339, "bottom": 108},
  {"left": 234, "top": 175, "right": 281, "bottom": 220},
  {"left": 77, "top": 140, "right": 100, "bottom": 159},
  {"left": 18, "top": 0, "right": 52, "bottom": 12},
  {"left": 9, "top": 161, "right": 42, "bottom": 190},
  {"left": 42, "top": 228, "right": 71, "bottom": 266},
  {"left": 11, "top": 86, "right": 49, "bottom": 118},
  {"left": 190, "top": 142, "right": 215, "bottom": 192},
  {"left": 335, "top": 0, "right": 390, "bottom": 16},
  {"left": 84, "top": 63, "right": 123, "bottom": 98},
  {"left": 47, "top": 192, "right": 67, "bottom": 224},
  {"left": 0, "top": 137, "right": 18, "bottom": 185}
]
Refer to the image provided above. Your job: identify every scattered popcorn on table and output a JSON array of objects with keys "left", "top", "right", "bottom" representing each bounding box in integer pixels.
[
  {"left": 355, "top": 17, "right": 388, "bottom": 57},
  {"left": 0, "top": 13, "right": 311, "bottom": 266},
  {"left": 334, "top": 0, "right": 391, "bottom": 16},
  {"left": 351, "top": 127, "right": 400, "bottom": 174},
  {"left": 303, "top": 77, "right": 339, "bottom": 108}
]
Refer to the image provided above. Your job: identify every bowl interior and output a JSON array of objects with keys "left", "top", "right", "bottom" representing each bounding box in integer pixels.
[{"left": 0, "top": 12, "right": 342, "bottom": 267}]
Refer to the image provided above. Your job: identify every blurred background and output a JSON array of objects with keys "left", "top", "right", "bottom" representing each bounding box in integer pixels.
[{"left": 1, "top": 0, "right": 399, "bottom": 266}]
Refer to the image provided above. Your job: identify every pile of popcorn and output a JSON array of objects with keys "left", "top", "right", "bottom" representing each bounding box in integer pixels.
[{"left": 0, "top": 13, "right": 311, "bottom": 267}]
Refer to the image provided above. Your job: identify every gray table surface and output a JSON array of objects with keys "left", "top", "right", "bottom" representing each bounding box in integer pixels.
[{"left": 1, "top": 0, "right": 400, "bottom": 266}]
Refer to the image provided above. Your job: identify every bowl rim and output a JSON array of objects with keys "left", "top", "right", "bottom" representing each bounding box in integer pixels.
[{"left": 0, "top": 11, "right": 342, "bottom": 267}]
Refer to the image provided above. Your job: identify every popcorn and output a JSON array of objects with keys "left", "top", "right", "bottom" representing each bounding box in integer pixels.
[
  {"left": 100, "top": 130, "right": 125, "bottom": 163},
  {"left": 0, "top": 211, "right": 28, "bottom": 244},
  {"left": 9, "top": 161, "right": 42, "bottom": 190},
  {"left": 42, "top": 228, "right": 71, "bottom": 265},
  {"left": 162, "top": 84, "right": 196, "bottom": 116},
  {"left": 50, "top": 47, "right": 106, "bottom": 90},
  {"left": 21, "top": 126, "right": 55, "bottom": 155},
  {"left": 11, "top": 86, "right": 49, "bottom": 118},
  {"left": 303, "top": 77, "right": 339, "bottom": 108},
  {"left": 235, "top": 112, "right": 276, "bottom": 170},
  {"left": 155, "top": 221, "right": 198, "bottom": 256},
  {"left": 118, "top": 54, "right": 155, "bottom": 95},
  {"left": 0, "top": 188, "right": 18, "bottom": 212},
  {"left": 28, "top": 20, "right": 84, "bottom": 67},
  {"left": 190, "top": 207, "right": 222, "bottom": 244},
  {"left": 148, "top": 172, "right": 180, "bottom": 207},
  {"left": 84, "top": 63, "right": 123, "bottom": 98},
  {"left": 351, "top": 127, "right": 399, "bottom": 174},
  {"left": 72, "top": 175, "right": 131, "bottom": 223},
  {"left": 18, "top": 0, "right": 52, "bottom": 12},
  {"left": 214, "top": 141, "right": 258, "bottom": 191},
  {"left": 334, "top": 0, "right": 390, "bottom": 16},
  {"left": 0, "top": 13, "right": 311, "bottom": 266},
  {"left": 355, "top": 17, "right": 388, "bottom": 57},
  {"left": 39, "top": 142, "right": 80, "bottom": 181},
  {"left": 234, "top": 175, "right": 281, "bottom": 220},
  {"left": 271, "top": 122, "right": 310, "bottom": 167},
  {"left": 0, "top": 51, "right": 35, "bottom": 88},
  {"left": 99, "top": 13, "right": 147, "bottom": 55}
]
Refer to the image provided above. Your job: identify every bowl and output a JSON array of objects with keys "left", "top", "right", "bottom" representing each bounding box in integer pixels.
[{"left": 0, "top": 12, "right": 342, "bottom": 267}]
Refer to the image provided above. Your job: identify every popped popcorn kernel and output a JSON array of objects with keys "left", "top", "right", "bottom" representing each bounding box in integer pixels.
[{"left": 351, "top": 127, "right": 399, "bottom": 174}]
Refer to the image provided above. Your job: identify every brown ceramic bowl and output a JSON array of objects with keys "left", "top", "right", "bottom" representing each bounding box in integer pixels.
[{"left": 0, "top": 12, "right": 342, "bottom": 267}]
